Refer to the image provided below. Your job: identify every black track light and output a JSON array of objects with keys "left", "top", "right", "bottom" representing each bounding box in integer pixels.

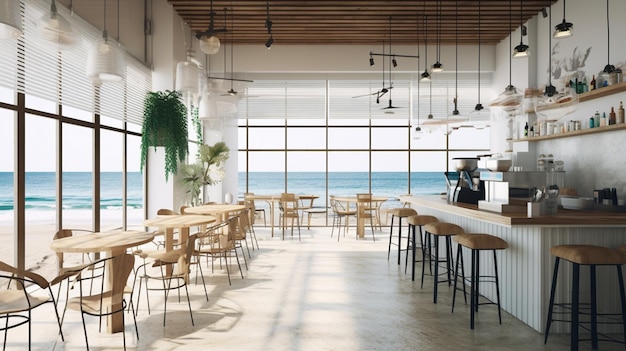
[
  {"left": 392, "top": 56, "right": 397, "bottom": 67},
  {"left": 369, "top": 54, "right": 374, "bottom": 66},
  {"left": 541, "top": 7, "right": 548, "bottom": 18},
  {"left": 265, "top": 35, "right": 273, "bottom": 49}
]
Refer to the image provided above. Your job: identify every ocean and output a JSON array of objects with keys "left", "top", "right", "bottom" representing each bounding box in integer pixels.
[{"left": 0, "top": 171, "right": 446, "bottom": 213}]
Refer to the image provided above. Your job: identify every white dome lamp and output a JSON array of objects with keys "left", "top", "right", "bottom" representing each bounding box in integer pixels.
[
  {"left": 38, "top": 0, "right": 77, "bottom": 50},
  {"left": 0, "top": 0, "right": 22, "bottom": 39},
  {"left": 86, "top": 0, "right": 125, "bottom": 82},
  {"left": 196, "top": 0, "right": 227, "bottom": 55}
]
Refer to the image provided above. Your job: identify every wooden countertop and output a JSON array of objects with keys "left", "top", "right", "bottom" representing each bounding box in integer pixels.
[{"left": 400, "top": 195, "right": 626, "bottom": 227}]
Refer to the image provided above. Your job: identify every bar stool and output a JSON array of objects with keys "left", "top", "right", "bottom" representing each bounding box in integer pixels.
[
  {"left": 423, "top": 222, "right": 464, "bottom": 304},
  {"left": 405, "top": 215, "right": 439, "bottom": 283},
  {"left": 451, "top": 233, "right": 508, "bottom": 329},
  {"left": 544, "top": 245, "right": 626, "bottom": 351},
  {"left": 387, "top": 208, "right": 417, "bottom": 265}
]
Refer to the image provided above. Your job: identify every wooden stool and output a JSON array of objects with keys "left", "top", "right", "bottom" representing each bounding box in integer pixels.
[
  {"left": 545, "top": 245, "right": 626, "bottom": 351},
  {"left": 405, "top": 215, "right": 439, "bottom": 283},
  {"left": 387, "top": 208, "right": 417, "bottom": 265},
  {"left": 423, "top": 222, "right": 464, "bottom": 304},
  {"left": 452, "top": 233, "right": 508, "bottom": 329}
]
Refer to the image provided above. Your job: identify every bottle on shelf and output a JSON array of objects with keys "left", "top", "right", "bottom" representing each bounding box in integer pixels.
[
  {"left": 582, "top": 76, "right": 588, "bottom": 92},
  {"left": 601, "top": 112, "right": 607, "bottom": 127},
  {"left": 609, "top": 107, "right": 616, "bottom": 125},
  {"left": 618, "top": 101, "right": 625, "bottom": 124},
  {"left": 524, "top": 122, "right": 529, "bottom": 137},
  {"left": 594, "top": 111, "right": 601, "bottom": 127},
  {"left": 590, "top": 74, "right": 596, "bottom": 90}
]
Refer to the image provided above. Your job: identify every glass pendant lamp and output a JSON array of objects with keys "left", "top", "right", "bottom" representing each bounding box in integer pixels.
[
  {"left": 38, "top": 0, "right": 77, "bottom": 50},
  {"left": 0, "top": 0, "right": 22, "bottom": 39},
  {"left": 86, "top": 0, "right": 125, "bottom": 82}
]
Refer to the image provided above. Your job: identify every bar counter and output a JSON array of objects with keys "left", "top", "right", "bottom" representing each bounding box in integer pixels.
[{"left": 399, "top": 195, "right": 626, "bottom": 333}]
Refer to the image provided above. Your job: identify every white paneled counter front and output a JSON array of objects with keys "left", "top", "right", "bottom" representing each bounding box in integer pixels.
[{"left": 400, "top": 195, "right": 626, "bottom": 333}]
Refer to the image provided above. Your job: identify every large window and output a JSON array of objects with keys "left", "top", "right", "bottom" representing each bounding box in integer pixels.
[
  {"left": 0, "top": 0, "right": 151, "bottom": 271},
  {"left": 238, "top": 79, "right": 491, "bottom": 226}
]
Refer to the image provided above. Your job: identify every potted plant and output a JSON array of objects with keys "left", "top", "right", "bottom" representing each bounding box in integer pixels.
[
  {"left": 181, "top": 142, "right": 230, "bottom": 206},
  {"left": 140, "top": 90, "right": 188, "bottom": 181}
]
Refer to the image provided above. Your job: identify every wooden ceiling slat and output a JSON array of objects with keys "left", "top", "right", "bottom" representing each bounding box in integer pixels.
[{"left": 169, "top": 0, "right": 556, "bottom": 45}]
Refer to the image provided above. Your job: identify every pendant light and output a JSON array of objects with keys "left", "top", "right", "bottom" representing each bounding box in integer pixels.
[
  {"left": 222, "top": 7, "right": 238, "bottom": 97},
  {"left": 38, "top": 0, "right": 77, "bottom": 50},
  {"left": 0, "top": 0, "right": 22, "bottom": 39},
  {"left": 413, "top": 14, "right": 423, "bottom": 140},
  {"left": 431, "top": 1, "right": 443, "bottom": 73},
  {"left": 420, "top": 15, "right": 430, "bottom": 82},
  {"left": 86, "top": 0, "right": 125, "bottom": 82},
  {"left": 196, "top": 0, "right": 226, "bottom": 55},
  {"left": 513, "top": 0, "right": 529, "bottom": 58},
  {"left": 490, "top": 0, "right": 522, "bottom": 114},
  {"left": 469, "top": 0, "right": 490, "bottom": 129},
  {"left": 602, "top": 0, "right": 615, "bottom": 75},
  {"left": 533, "top": 3, "right": 577, "bottom": 122},
  {"left": 553, "top": 0, "right": 573, "bottom": 39},
  {"left": 176, "top": 23, "right": 201, "bottom": 104},
  {"left": 446, "top": 0, "right": 469, "bottom": 131}
]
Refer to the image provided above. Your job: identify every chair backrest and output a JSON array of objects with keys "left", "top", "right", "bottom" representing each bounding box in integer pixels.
[
  {"left": 179, "top": 205, "right": 189, "bottom": 214},
  {"left": 53, "top": 229, "right": 94, "bottom": 270},
  {"left": 157, "top": 208, "right": 178, "bottom": 215},
  {"left": 279, "top": 193, "right": 298, "bottom": 214}
]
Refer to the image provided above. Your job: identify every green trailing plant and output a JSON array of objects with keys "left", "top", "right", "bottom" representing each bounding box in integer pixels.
[
  {"left": 181, "top": 142, "right": 230, "bottom": 206},
  {"left": 140, "top": 90, "right": 188, "bottom": 181}
]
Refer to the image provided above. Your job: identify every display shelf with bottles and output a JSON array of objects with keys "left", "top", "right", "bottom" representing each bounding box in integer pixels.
[{"left": 515, "top": 81, "right": 626, "bottom": 142}]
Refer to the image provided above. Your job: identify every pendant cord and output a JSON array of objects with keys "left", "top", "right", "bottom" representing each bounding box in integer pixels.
[
  {"left": 606, "top": 0, "right": 610, "bottom": 66},
  {"left": 548, "top": 3, "right": 552, "bottom": 87},
  {"left": 509, "top": 0, "right": 512, "bottom": 86},
  {"left": 477, "top": 0, "right": 481, "bottom": 105}
]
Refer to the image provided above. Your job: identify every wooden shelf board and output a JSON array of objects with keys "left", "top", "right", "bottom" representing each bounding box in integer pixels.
[{"left": 514, "top": 122, "right": 626, "bottom": 142}]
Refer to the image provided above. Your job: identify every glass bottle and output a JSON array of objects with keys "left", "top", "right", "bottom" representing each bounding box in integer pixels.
[
  {"left": 609, "top": 107, "right": 616, "bottom": 125},
  {"left": 590, "top": 75, "right": 596, "bottom": 90},
  {"left": 618, "top": 101, "right": 625, "bottom": 124}
]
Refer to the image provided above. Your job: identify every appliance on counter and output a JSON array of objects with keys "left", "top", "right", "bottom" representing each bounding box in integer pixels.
[
  {"left": 478, "top": 171, "right": 566, "bottom": 213},
  {"left": 445, "top": 158, "right": 486, "bottom": 205}
]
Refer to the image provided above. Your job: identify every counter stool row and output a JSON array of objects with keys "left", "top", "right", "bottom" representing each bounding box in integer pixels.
[{"left": 396, "top": 211, "right": 509, "bottom": 330}]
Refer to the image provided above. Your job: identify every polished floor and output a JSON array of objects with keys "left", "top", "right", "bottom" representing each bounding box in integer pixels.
[{"left": 7, "top": 226, "right": 625, "bottom": 351}]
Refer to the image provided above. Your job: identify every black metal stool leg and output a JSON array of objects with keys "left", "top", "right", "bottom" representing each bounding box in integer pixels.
[
  {"left": 590, "top": 265, "right": 598, "bottom": 350},
  {"left": 617, "top": 266, "right": 626, "bottom": 349},
  {"left": 493, "top": 250, "right": 502, "bottom": 324},
  {"left": 433, "top": 235, "right": 440, "bottom": 304},
  {"left": 571, "top": 263, "right": 580, "bottom": 351},
  {"left": 544, "top": 257, "right": 561, "bottom": 344},
  {"left": 387, "top": 215, "right": 395, "bottom": 260},
  {"left": 397, "top": 217, "right": 403, "bottom": 265},
  {"left": 470, "top": 248, "right": 477, "bottom": 329},
  {"left": 452, "top": 243, "right": 462, "bottom": 313}
]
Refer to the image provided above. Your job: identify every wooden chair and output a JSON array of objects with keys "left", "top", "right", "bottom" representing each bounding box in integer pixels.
[
  {"left": 65, "top": 254, "right": 137, "bottom": 351},
  {"left": 279, "top": 193, "right": 301, "bottom": 240},
  {"left": 244, "top": 192, "right": 266, "bottom": 227},
  {"left": 356, "top": 193, "right": 377, "bottom": 241},
  {"left": 0, "top": 261, "right": 65, "bottom": 350},
  {"left": 195, "top": 217, "right": 244, "bottom": 285},
  {"left": 330, "top": 196, "right": 356, "bottom": 241},
  {"left": 153, "top": 208, "right": 180, "bottom": 249},
  {"left": 134, "top": 233, "right": 207, "bottom": 326}
]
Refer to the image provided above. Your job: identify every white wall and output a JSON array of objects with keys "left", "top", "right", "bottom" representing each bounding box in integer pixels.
[{"left": 492, "top": 0, "right": 626, "bottom": 199}]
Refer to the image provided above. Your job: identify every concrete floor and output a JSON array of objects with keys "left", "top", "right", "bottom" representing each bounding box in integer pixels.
[{"left": 5, "top": 226, "right": 624, "bottom": 351}]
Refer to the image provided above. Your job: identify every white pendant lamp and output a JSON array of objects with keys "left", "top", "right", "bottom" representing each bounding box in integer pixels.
[
  {"left": 175, "top": 57, "right": 200, "bottom": 98},
  {"left": 196, "top": 0, "right": 226, "bottom": 55},
  {"left": 86, "top": 0, "right": 125, "bottom": 82},
  {"left": 38, "top": 0, "right": 77, "bottom": 49},
  {"left": 0, "top": 0, "right": 22, "bottom": 39}
]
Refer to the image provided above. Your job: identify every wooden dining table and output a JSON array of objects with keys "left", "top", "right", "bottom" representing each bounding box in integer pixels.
[
  {"left": 143, "top": 214, "right": 217, "bottom": 279},
  {"left": 246, "top": 194, "right": 319, "bottom": 236},
  {"left": 183, "top": 203, "right": 246, "bottom": 221},
  {"left": 50, "top": 230, "right": 155, "bottom": 333},
  {"left": 333, "top": 196, "right": 387, "bottom": 238}
]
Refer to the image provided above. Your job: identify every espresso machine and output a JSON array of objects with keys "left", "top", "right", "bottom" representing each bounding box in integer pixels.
[{"left": 445, "top": 158, "right": 485, "bottom": 205}]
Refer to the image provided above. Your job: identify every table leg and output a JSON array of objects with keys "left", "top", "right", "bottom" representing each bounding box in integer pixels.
[
  {"left": 268, "top": 200, "right": 275, "bottom": 237},
  {"left": 107, "top": 250, "right": 126, "bottom": 333},
  {"left": 178, "top": 227, "right": 190, "bottom": 283}
]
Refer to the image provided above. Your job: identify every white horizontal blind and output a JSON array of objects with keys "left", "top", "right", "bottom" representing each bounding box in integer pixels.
[
  {"left": 239, "top": 80, "right": 326, "bottom": 119},
  {"left": 1, "top": 0, "right": 151, "bottom": 126}
]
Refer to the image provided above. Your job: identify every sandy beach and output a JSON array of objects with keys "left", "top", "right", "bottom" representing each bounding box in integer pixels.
[{"left": 0, "top": 208, "right": 146, "bottom": 281}]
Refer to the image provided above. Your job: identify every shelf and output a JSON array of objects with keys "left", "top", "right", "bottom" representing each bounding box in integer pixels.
[
  {"left": 523, "top": 81, "right": 626, "bottom": 113},
  {"left": 514, "top": 122, "right": 626, "bottom": 142},
  {"left": 579, "top": 81, "right": 626, "bottom": 102}
]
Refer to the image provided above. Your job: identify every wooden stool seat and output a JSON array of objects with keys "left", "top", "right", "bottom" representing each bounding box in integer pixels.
[
  {"left": 406, "top": 215, "right": 439, "bottom": 282},
  {"left": 423, "top": 222, "right": 464, "bottom": 304},
  {"left": 388, "top": 208, "right": 417, "bottom": 218},
  {"left": 452, "top": 233, "right": 507, "bottom": 329},
  {"left": 454, "top": 233, "right": 508, "bottom": 251},
  {"left": 387, "top": 208, "right": 418, "bottom": 265},
  {"left": 550, "top": 244, "right": 626, "bottom": 265},
  {"left": 545, "top": 244, "right": 626, "bottom": 350}
]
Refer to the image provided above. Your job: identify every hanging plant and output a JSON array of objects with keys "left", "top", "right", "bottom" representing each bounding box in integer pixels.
[{"left": 140, "top": 90, "right": 189, "bottom": 181}]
